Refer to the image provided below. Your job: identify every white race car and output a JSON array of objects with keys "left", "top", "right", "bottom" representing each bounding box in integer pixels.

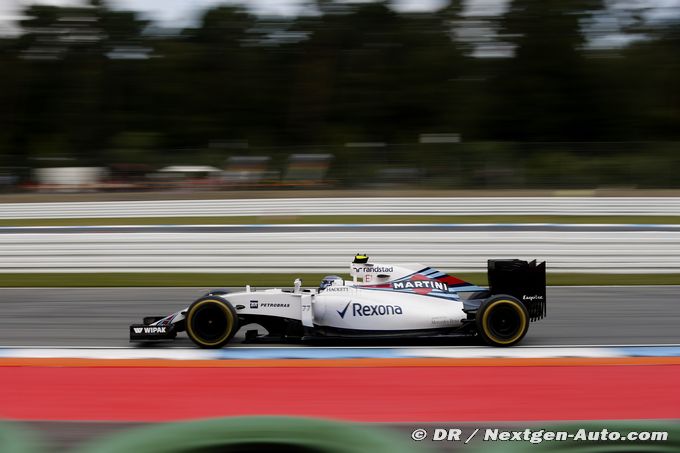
[{"left": 130, "top": 255, "right": 546, "bottom": 347}]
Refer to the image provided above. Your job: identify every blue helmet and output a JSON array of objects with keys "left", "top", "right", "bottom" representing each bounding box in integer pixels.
[{"left": 319, "top": 275, "right": 343, "bottom": 291}]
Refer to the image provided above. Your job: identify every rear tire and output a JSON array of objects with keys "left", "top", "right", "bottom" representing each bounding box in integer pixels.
[
  {"left": 476, "top": 295, "right": 529, "bottom": 347},
  {"left": 185, "top": 297, "right": 239, "bottom": 348}
]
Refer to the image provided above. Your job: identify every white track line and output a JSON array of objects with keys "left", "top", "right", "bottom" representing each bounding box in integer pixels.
[{"left": 2, "top": 344, "right": 679, "bottom": 349}]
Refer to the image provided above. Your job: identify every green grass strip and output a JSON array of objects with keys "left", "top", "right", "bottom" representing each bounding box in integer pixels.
[
  {"left": 2, "top": 215, "right": 680, "bottom": 227},
  {"left": 0, "top": 273, "right": 679, "bottom": 287}
]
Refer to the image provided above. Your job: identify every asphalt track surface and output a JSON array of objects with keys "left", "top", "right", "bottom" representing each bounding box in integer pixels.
[{"left": 1, "top": 286, "right": 679, "bottom": 347}]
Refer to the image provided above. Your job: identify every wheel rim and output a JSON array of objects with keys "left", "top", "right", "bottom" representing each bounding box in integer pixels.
[
  {"left": 189, "top": 301, "right": 232, "bottom": 345},
  {"left": 487, "top": 305, "right": 521, "bottom": 340},
  {"left": 482, "top": 300, "right": 527, "bottom": 344}
]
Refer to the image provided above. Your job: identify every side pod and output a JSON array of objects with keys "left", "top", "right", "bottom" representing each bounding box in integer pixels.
[{"left": 487, "top": 259, "right": 547, "bottom": 321}]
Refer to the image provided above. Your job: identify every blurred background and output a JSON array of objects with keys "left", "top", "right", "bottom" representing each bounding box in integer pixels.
[
  {"left": 1, "top": 1, "right": 679, "bottom": 452},
  {"left": 0, "top": 0, "right": 679, "bottom": 192}
]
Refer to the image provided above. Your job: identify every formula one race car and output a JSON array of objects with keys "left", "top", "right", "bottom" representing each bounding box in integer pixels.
[{"left": 130, "top": 255, "right": 546, "bottom": 347}]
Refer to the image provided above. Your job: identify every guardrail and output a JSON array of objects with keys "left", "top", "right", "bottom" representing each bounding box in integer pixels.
[
  {"left": 1, "top": 225, "right": 678, "bottom": 273},
  {"left": 1, "top": 197, "right": 679, "bottom": 219}
]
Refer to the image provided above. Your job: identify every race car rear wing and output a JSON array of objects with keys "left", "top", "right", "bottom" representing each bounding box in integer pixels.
[{"left": 487, "top": 259, "right": 547, "bottom": 321}]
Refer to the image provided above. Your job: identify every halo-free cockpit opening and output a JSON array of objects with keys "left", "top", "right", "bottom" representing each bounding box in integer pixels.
[{"left": 319, "top": 275, "right": 343, "bottom": 291}]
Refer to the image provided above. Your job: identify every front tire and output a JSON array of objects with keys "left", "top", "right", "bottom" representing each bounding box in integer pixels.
[
  {"left": 185, "top": 297, "right": 239, "bottom": 348},
  {"left": 476, "top": 295, "right": 529, "bottom": 347}
]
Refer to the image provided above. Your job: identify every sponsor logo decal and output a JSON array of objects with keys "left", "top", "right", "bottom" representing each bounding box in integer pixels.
[
  {"left": 431, "top": 317, "right": 458, "bottom": 327},
  {"left": 133, "top": 326, "right": 167, "bottom": 334},
  {"left": 352, "top": 266, "right": 393, "bottom": 273},
  {"left": 392, "top": 280, "right": 449, "bottom": 291},
  {"left": 337, "top": 301, "right": 403, "bottom": 318},
  {"left": 324, "top": 286, "right": 349, "bottom": 292},
  {"left": 522, "top": 295, "right": 544, "bottom": 301},
  {"left": 337, "top": 301, "right": 351, "bottom": 318},
  {"left": 250, "top": 300, "right": 258, "bottom": 309},
  {"left": 260, "top": 303, "right": 290, "bottom": 308}
]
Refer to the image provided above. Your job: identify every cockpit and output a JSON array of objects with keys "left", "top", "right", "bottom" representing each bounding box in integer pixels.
[{"left": 319, "top": 275, "right": 343, "bottom": 291}]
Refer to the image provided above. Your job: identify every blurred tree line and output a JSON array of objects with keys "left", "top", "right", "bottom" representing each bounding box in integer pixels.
[{"left": 1, "top": 0, "right": 679, "bottom": 187}]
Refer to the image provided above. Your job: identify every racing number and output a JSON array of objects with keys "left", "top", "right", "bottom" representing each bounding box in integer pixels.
[{"left": 301, "top": 299, "right": 314, "bottom": 327}]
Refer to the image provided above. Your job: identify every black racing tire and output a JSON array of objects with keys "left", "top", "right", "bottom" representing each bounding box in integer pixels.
[
  {"left": 476, "top": 295, "right": 529, "bottom": 347},
  {"left": 185, "top": 297, "right": 239, "bottom": 348}
]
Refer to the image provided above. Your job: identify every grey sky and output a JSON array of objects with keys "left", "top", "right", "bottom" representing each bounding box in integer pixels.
[
  {"left": 1, "top": 0, "right": 678, "bottom": 41},
  {"left": 0, "top": 0, "right": 455, "bottom": 35}
]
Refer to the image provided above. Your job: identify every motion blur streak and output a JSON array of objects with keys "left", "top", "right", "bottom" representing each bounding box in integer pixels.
[
  {"left": 1, "top": 364, "right": 678, "bottom": 422},
  {"left": 2, "top": 2, "right": 680, "bottom": 190},
  {"left": 3, "top": 357, "right": 680, "bottom": 367},
  {"left": 2, "top": 197, "right": 680, "bottom": 218},
  {"left": 2, "top": 227, "right": 680, "bottom": 273}
]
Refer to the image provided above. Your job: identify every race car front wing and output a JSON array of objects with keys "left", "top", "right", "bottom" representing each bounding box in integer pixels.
[{"left": 129, "top": 323, "right": 177, "bottom": 341}]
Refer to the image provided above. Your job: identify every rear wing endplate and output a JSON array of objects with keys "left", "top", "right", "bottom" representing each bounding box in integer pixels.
[{"left": 487, "top": 259, "right": 547, "bottom": 321}]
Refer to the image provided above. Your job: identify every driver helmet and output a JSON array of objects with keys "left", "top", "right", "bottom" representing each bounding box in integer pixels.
[{"left": 319, "top": 275, "right": 343, "bottom": 291}]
